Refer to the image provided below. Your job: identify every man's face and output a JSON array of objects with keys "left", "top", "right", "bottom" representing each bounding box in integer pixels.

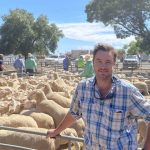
[{"left": 93, "top": 50, "right": 115, "bottom": 80}]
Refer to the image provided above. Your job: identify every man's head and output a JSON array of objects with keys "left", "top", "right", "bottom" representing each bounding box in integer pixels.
[
  {"left": 28, "top": 53, "right": 32, "bottom": 58},
  {"left": 92, "top": 44, "right": 117, "bottom": 80},
  {"left": 93, "top": 44, "right": 117, "bottom": 62},
  {"left": 18, "top": 54, "right": 22, "bottom": 58},
  {"left": 0, "top": 54, "right": 3, "bottom": 60}
]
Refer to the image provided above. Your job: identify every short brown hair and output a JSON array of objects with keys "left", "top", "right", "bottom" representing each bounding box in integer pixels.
[{"left": 93, "top": 44, "right": 117, "bottom": 62}]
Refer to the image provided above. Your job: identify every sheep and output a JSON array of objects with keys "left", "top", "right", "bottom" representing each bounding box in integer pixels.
[
  {"left": 28, "top": 79, "right": 38, "bottom": 85},
  {"left": 20, "top": 109, "right": 36, "bottom": 115},
  {"left": 22, "top": 111, "right": 55, "bottom": 129},
  {"left": 145, "top": 80, "right": 150, "bottom": 93},
  {"left": 28, "top": 90, "right": 47, "bottom": 105},
  {"left": 55, "top": 128, "right": 81, "bottom": 150},
  {"left": 29, "top": 88, "right": 71, "bottom": 108},
  {"left": 36, "top": 100, "right": 68, "bottom": 127},
  {"left": 36, "top": 83, "right": 52, "bottom": 95},
  {"left": 37, "top": 82, "right": 71, "bottom": 99},
  {"left": 0, "top": 114, "right": 38, "bottom": 128},
  {"left": 0, "top": 127, "right": 56, "bottom": 150},
  {"left": 0, "top": 78, "right": 7, "bottom": 86},
  {"left": 19, "top": 82, "right": 28, "bottom": 90},
  {"left": 0, "top": 101, "right": 10, "bottom": 115},
  {"left": 22, "top": 99, "right": 37, "bottom": 110},
  {"left": 8, "top": 99, "right": 23, "bottom": 114},
  {"left": 133, "top": 81, "right": 149, "bottom": 96},
  {"left": 46, "top": 92, "right": 71, "bottom": 108},
  {"left": 137, "top": 119, "right": 148, "bottom": 148},
  {"left": 0, "top": 87, "right": 13, "bottom": 99},
  {"left": 37, "top": 100, "right": 84, "bottom": 137},
  {"left": 70, "top": 118, "right": 85, "bottom": 137}
]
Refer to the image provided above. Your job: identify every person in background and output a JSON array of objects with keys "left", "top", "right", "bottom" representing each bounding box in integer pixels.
[
  {"left": 0, "top": 54, "right": 5, "bottom": 75},
  {"left": 137, "top": 53, "right": 141, "bottom": 67},
  {"left": 80, "top": 54, "right": 94, "bottom": 78},
  {"left": 76, "top": 55, "right": 85, "bottom": 69},
  {"left": 25, "top": 53, "right": 37, "bottom": 76},
  {"left": 47, "top": 43, "right": 150, "bottom": 150},
  {"left": 63, "top": 55, "right": 70, "bottom": 71},
  {"left": 13, "top": 54, "right": 25, "bottom": 77}
]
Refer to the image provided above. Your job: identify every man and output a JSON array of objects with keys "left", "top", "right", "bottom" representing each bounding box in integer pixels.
[
  {"left": 63, "top": 55, "right": 70, "bottom": 71},
  {"left": 47, "top": 44, "right": 150, "bottom": 150},
  {"left": 0, "top": 54, "right": 4, "bottom": 72},
  {"left": 13, "top": 54, "right": 25, "bottom": 77},
  {"left": 25, "top": 53, "right": 37, "bottom": 76}
]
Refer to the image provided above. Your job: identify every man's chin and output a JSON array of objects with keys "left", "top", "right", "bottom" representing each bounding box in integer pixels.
[{"left": 97, "top": 74, "right": 111, "bottom": 80}]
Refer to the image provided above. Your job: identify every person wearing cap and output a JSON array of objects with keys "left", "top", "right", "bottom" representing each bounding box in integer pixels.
[
  {"left": 13, "top": 54, "right": 25, "bottom": 77},
  {"left": 25, "top": 53, "right": 37, "bottom": 76}
]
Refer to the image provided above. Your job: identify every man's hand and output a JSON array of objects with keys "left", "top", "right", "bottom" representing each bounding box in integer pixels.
[{"left": 47, "top": 129, "right": 59, "bottom": 138}]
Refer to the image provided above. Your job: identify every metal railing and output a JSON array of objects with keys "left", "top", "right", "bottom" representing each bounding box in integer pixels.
[
  {"left": 0, "top": 126, "right": 84, "bottom": 150},
  {"left": 0, "top": 126, "right": 143, "bottom": 150},
  {"left": 0, "top": 143, "right": 36, "bottom": 150}
]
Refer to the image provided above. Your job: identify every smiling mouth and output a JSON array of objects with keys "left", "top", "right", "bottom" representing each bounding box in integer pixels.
[{"left": 98, "top": 69, "right": 108, "bottom": 72}]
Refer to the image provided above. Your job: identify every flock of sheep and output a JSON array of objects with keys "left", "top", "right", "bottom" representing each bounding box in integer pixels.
[{"left": 0, "top": 69, "right": 150, "bottom": 149}]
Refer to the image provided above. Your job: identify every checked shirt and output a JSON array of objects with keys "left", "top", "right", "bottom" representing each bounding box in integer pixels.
[{"left": 69, "top": 75, "right": 150, "bottom": 150}]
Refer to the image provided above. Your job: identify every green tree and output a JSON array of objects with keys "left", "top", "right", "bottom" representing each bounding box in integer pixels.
[
  {"left": 122, "top": 38, "right": 147, "bottom": 55},
  {"left": 125, "top": 41, "right": 140, "bottom": 54},
  {"left": 0, "top": 9, "right": 63, "bottom": 57},
  {"left": 85, "top": 0, "right": 150, "bottom": 53},
  {"left": 33, "top": 16, "right": 63, "bottom": 55},
  {"left": 117, "top": 48, "right": 125, "bottom": 61}
]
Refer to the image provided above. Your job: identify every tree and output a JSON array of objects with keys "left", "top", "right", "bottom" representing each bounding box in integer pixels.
[
  {"left": 85, "top": 0, "right": 150, "bottom": 53},
  {"left": 125, "top": 41, "right": 140, "bottom": 54},
  {"left": 0, "top": 9, "right": 63, "bottom": 57},
  {"left": 117, "top": 48, "right": 125, "bottom": 62},
  {"left": 122, "top": 38, "right": 149, "bottom": 55},
  {"left": 33, "top": 16, "right": 63, "bottom": 55}
]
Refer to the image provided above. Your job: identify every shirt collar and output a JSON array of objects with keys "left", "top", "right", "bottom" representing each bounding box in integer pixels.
[{"left": 92, "top": 74, "right": 119, "bottom": 86}]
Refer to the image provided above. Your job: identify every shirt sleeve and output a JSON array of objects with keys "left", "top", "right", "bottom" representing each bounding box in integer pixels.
[
  {"left": 69, "top": 82, "right": 83, "bottom": 120},
  {"left": 129, "top": 88, "right": 150, "bottom": 122}
]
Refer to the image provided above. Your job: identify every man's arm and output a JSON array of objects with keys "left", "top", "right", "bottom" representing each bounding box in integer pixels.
[
  {"left": 47, "top": 112, "right": 76, "bottom": 138},
  {"left": 143, "top": 123, "right": 150, "bottom": 150}
]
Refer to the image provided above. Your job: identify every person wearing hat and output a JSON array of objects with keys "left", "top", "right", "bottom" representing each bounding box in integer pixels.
[
  {"left": 75, "top": 55, "right": 85, "bottom": 73},
  {"left": 13, "top": 54, "right": 25, "bottom": 77},
  {"left": 80, "top": 54, "right": 94, "bottom": 78},
  {"left": 25, "top": 53, "right": 37, "bottom": 76}
]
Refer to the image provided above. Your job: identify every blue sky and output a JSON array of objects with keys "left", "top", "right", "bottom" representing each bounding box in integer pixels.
[{"left": 0, "top": 0, "right": 134, "bottom": 54}]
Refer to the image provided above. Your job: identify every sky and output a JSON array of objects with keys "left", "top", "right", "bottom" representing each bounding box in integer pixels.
[{"left": 0, "top": 0, "right": 135, "bottom": 54}]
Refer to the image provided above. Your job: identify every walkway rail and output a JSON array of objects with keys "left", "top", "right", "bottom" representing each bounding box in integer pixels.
[
  {"left": 0, "top": 126, "right": 84, "bottom": 150},
  {"left": 0, "top": 126, "right": 143, "bottom": 150}
]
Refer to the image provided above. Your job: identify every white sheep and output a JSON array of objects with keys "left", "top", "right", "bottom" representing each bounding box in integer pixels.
[
  {"left": 0, "top": 127, "right": 56, "bottom": 150},
  {"left": 0, "top": 114, "right": 38, "bottom": 128},
  {"left": 22, "top": 111, "right": 55, "bottom": 129}
]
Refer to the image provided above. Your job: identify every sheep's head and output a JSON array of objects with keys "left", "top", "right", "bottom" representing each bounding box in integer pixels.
[
  {"left": 28, "top": 90, "right": 47, "bottom": 104},
  {"left": 36, "top": 83, "right": 52, "bottom": 95}
]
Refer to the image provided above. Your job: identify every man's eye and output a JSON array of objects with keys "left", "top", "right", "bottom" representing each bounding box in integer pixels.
[
  {"left": 106, "top": 62, "right": 111, "bottom": 64},
  {"left": 95, "top": 61, "right": 101, "bottom": 63}
]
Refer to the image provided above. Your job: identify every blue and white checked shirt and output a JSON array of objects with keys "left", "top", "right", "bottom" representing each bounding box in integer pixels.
[{"left": 69, "top": 75, "right": 150, "bottom": 150}]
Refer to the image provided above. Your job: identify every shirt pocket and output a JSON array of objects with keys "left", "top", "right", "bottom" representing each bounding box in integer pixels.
[{"left": 109, "top": 109, "right": 126, "bottom": 131}]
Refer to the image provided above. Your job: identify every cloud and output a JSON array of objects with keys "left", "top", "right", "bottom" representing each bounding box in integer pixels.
[{"left": 57, "top": 22, "right": 135, "bottom": 48}]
